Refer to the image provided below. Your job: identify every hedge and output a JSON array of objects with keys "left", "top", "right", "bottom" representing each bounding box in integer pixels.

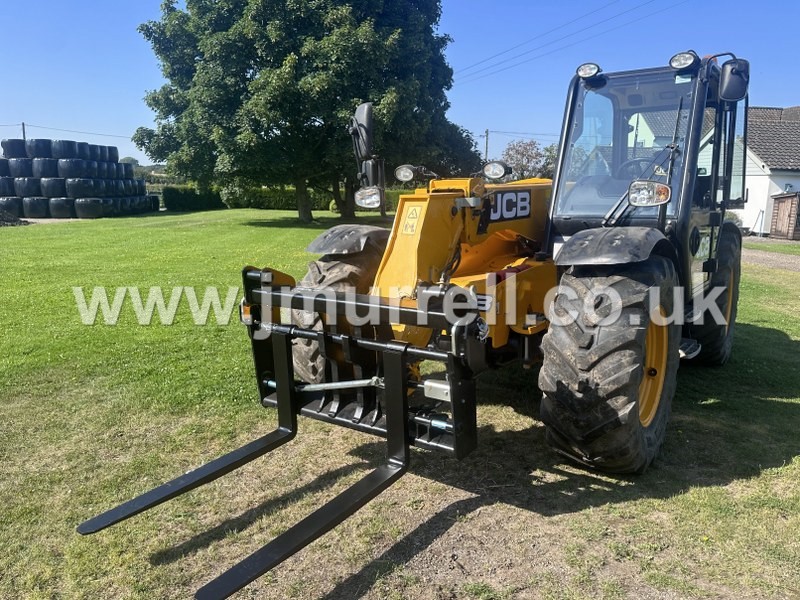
[
  {"left": 222, "top": 185, "right": 405, "bottom": 212},
  {"left": 162, "top": 185, "right": 225, "bottom": 212},
  {"left": 221, "top": 186, "right": 331, "bottom": 210}
]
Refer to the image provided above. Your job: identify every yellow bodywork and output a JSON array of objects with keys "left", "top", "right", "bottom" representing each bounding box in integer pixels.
[{"left": 371, "top": 177, "right": 558, "bottom": 348}]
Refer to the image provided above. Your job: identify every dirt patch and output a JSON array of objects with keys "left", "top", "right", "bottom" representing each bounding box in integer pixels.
[
  {"left": 741, "top": 247, "right": 800, "bottom": 272},
  {"left": 0, "top": 209, "right": 30, "bottom": 227}
]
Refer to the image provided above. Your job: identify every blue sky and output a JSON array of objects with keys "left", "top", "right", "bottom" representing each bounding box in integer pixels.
[{"left": 1, "top": 1, "right": 797, "bottom": 165}]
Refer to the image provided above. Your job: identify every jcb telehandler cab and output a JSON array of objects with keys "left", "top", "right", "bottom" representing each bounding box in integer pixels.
[{"left": 79, "top": 51, "right": 749, "bottom": 599}]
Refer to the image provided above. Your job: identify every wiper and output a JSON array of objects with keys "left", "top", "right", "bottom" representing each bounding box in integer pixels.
[
  {"left": 602, "top": 97, "right": 685, "bottom": 227},
  {"left": 601, "top": 147, "right": 671, "bottom": 226}
]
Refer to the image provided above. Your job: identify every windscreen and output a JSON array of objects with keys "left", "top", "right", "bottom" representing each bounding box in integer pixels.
[{"left": 554, "top": 70, "right": 694, "bottom": 217}]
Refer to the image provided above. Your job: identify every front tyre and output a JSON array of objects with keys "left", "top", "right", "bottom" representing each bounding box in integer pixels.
[
  {"left": 538, "top": 256, "right": 680, "bottom": 474},
  {"left": 291, "top": 247, "right": 384, "bottom": 384}
]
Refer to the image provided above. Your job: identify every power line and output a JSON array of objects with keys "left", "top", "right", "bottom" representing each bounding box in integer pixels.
[
  {"left": 456, "top": 0, "right": 692, "bottom": 87},
  {"left": 24, "top": 123, "right": 132, "bottom": 139},
  {"left": 490, "top": 130, "right": 561, "bottom": 137},
  {"left": 455, "top": 0, "right": 660, "bottom": 84},
  {"left": 455, "top": 0, "right": 623, "bottom": 75}
]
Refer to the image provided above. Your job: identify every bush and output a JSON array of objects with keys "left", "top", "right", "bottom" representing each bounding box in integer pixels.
[
  {"left": 162, "top": 185, "right": 225, "bottom": 212},
  {"left": 221, "top": 185, "right": 330, "bottom": 210}
]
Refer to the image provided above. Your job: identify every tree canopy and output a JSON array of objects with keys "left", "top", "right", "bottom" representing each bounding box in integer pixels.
[
  {"left": 500, "top": 139, "right": 558, "bottom": 181},
  {"left": 134, "top": 0, "right": 481, "bottom": 220}
]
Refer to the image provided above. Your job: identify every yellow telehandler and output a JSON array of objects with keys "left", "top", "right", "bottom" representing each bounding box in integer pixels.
[{"left": 79, "top": 51, "right": 750, "bottom": 599}]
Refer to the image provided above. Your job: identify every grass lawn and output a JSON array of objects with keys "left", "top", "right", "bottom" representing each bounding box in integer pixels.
[
  {"left": 1, "top": 209, "right": 798, "bottom": 599},
  {"left": 743, "top": 240, "right": 800, "bottom": 256}
]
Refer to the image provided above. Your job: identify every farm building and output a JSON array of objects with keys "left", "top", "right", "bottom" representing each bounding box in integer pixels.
[{"left": 731, "top": 106, "right": 800, "bottom": 235}]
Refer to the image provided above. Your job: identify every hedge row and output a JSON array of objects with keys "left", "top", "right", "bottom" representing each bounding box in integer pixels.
[
  {"left": 221, "top": 185, "right": 405, "bottom": 212},
  {"left": 161, "top": 184, "right": 408, "bottom": 213},
  {"left": 162, "top": 185, "right": 225, "bottom": 212},
  {"left": 221, "top": 186, "right": 330, "bottom": 210}
]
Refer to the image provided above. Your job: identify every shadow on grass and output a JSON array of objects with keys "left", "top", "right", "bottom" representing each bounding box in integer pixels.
[
  {"left": 149, "top": 462, "right": 370, "bottom": 566},
  {"left": 320, "top": 321, "right": 800, "bottom": 598},
  {"left": 147, "top": 322, "right": 799, "bottom": 594},
  {"left": 243, "top": 214, "right": 394, "bottom": 231}
]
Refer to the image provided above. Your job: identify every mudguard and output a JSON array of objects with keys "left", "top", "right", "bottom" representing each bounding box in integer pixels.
[
  {"left": 554, "top": 226, "right": 677, "bottom": 266},
  {"left": 306, "top": 224, "right": 390, "bottom": 255}
]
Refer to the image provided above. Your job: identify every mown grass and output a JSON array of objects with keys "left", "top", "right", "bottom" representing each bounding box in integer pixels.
[
  {"left": 1, "top": 210, "right": 798, "bottom": 599},
  {"left": 743, "top": 240, "right": 800, "bottom": 256}
]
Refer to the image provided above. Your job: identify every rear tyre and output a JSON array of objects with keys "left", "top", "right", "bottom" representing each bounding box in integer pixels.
[
  {"left": 539, "top": 256, "right": 680, "bottom": 474},
  {"left": 687, "top": 228, "right": 741, "bottom": 365},
  {"left": 291, "top": 246, "right": 384, "bottom": 384}
]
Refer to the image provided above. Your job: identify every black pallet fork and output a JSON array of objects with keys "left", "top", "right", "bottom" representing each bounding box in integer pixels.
[{"left": 78, "top": 267, "right": 479, "bottom": 599}]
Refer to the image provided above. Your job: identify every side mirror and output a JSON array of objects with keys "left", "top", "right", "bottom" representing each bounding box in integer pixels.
[
  {"left": 719, "top": 58, "right": 750, "bottom": 102},
  {"left": 350, "top": 102, "right": 374, "bottom": 161}
]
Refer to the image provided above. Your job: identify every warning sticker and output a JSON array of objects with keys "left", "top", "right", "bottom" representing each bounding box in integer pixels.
[{"left": 402, "top": 205, "right": 422, "bottom": 235}]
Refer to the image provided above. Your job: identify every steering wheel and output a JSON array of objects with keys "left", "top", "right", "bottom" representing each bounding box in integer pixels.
[{"left": 615, "top": 158, "right": 653, "bottom": 180}]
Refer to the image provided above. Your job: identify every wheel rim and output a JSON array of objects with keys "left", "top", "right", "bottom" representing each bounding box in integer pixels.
[
  {"left": 724, "top": 269, "right": 736, "bottom": 334},
  {"left": 639, "top": 310, "right": 668, "bottom": 427}
]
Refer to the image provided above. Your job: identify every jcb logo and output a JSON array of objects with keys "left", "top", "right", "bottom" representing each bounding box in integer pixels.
[{"left": 490, "top": 191, "right": 531, "bottom": 222}]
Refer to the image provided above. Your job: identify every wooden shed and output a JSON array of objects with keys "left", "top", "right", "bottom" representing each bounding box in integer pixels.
[{"left": 770, "top": 192, "right": 800, "bottom": 240}]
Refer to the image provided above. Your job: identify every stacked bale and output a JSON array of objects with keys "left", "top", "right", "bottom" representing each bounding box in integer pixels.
[{"left": 1, "top": 138, "right": 150, "bottom": 219}]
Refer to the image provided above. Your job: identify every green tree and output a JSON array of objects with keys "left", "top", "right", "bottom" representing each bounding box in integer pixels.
[
  {"left": 134, "top": 0, "right": 479, "bottom": 221},
  {"left": 539, "top": 143, "right": 558, "bottom": 179},
  {"left": 499, "top": 140, "right": 559, "bottom": 180},
  {"left": 119, "top": 157, "right": 140, "bottom": 166}
]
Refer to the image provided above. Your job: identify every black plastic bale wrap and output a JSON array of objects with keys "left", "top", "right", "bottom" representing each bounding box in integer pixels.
[
  {"left": 150, "top": 195, "right": 160, "bottom": 212},
  {"left": 98, "top": 145, "right": 109, "bottom": 162},
  {"left": 0, "top": 177, "right": 15, "bottom": 196},
  {"left": 88, "top": 144, "right": 100, "bottom": 161},
  {"left": 86, "top": 161, "right": 98, "bottom": 178},
  {"left": 9, "top": 158, "right": 33, "bottom": 177},
  {"left": 137, "top": 179, "right": 147, "bottom": 195},
  {"left": 51, "top": 140, "right": 79, "bottom": 159},
  {"left": 116, "top": 163, "right": 126, "bottom": 179},
  {"left": 32, "top": 158, "right": 59, "bottom": 178},
  {"left": 2, "top": 139, "right": 27, "bottom": 159},
  {"left": 14, "top": 177, "right": 42, "bottom": 197},
  {"left": 65, "top": 178, "right": 94, "bottom": 199},
  {"left": 58, "top": 159, "right": 87, "bottom": 179},
  {"left": 123, "top": 179, "right": 134, "bottom": 196},
  {"left": 25, "top": 139, "right": 52, "bottom": 159},
  {"left": 107, "top": 146, "right": 119, "bottom": 163},
  {"left": 0, "top": 158, "right": 9, "bottom": 176},
  {"left": 23, "top": 196, "right": 50, "bottom": 218},
  {"left": 93, "top": 179, "right": 107, "bottom": 197},
  {"left": 122, "top": 162, "right": 134, "bottom": 179},
  {"left": 40, "top": 178, "right": 67, "bottom": 198},
  {"left": 0, "top": 196, "right": 23, "bottom": 217},
  {"left": 77, "top": 142, "right": 90, "bottom": 160},
  {"left": 97, "top": 161, "right": 108, "bottom": 180},
  {"left": 100, "top": 198, "right": 115, "bottom": 216},
  {"left": 74, "top": 197, "right": 104, "bottom": 219},
  {"left": 49, "top": 197, "right": 76, "bottom": 219}
]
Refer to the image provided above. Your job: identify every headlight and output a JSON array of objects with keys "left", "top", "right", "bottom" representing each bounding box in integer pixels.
[
  {"left": 354, "top": 186, "right": 382, "bottom": 208},
  {"left": 482, "top": 161, "right": 511, "bottom": 180},
  {"left": 628, "top": 181, "right": 671, "bottom": 207},
  {"left": 394, "top": 164, "right": 415, "bottom": 182},
  {"left": 669, "top": 51, "right": 699, "bottom": 70},
  {"left": 576, "top": 63, "right": 601, "bottom": 78}
]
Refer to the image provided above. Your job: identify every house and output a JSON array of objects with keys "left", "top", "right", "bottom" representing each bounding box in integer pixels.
[{"left": 732, "top": 106, "right": 800, "bottom": 235}]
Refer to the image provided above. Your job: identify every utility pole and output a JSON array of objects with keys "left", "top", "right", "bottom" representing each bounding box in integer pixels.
[
  {"left": 484, "top": 128, "right": 489, "bottom": 160},
  {"left": 21, "top": 122, "right": 26, "bottom": 141}
]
